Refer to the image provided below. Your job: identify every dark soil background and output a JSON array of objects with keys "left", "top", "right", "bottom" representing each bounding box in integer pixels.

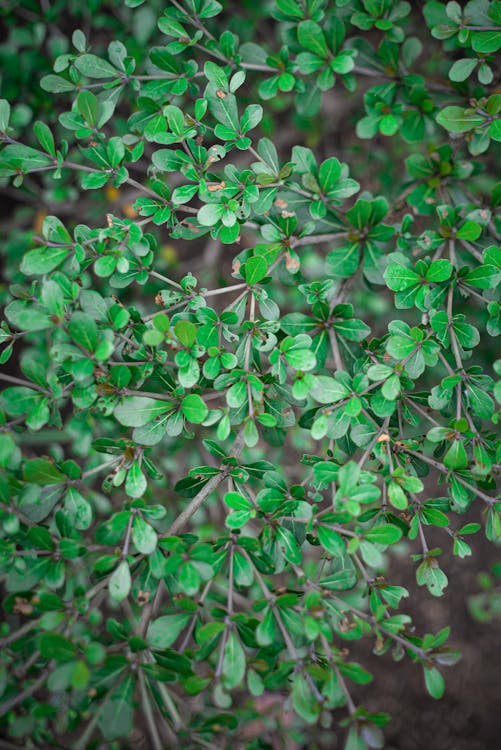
[
  {"left": 265, "top": 532, "right": 501, "bottom": 750},
  {"left": 360, "top": 543, "right": 500, "bottom": 750}
]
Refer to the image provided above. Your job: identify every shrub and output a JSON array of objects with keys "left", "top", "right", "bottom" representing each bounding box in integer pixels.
[{"left": 0, "top": 1, "right": 500, "bottom": 748}]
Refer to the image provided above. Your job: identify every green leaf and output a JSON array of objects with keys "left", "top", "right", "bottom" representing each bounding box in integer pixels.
[
  {"left": 1, "top": 143, "right": 53, "bottom": 172},
  {"left": 256, "top": 607, "right": 276, "bottom": 646},
  {"left": 436, "top": 106, "right": 484, "bottom": 133},
  {"left": 330, "top": 51, "right": 355, "bottom": 75},
  {"left": 132, "top": 514, "right": 157, "bottom": 554},
  {"left": 222, "top": 630, "right": 246, "bottom": 689},
  {"left": 382, "top": 374, "right": 400, "bottom": 401},
  {"left": 464, "top": 264, "right": 501, "bottom": 289},
  {"left": 99, "top": 676, "right": 134, "bottom": 741},
  {"left": 164, "top": 104, "right": 186, "bottom": 134},
  {"left": 297, "top": 20, "right": 329, "bottom": 59},
  {"left": 244, "top": 256, "right": 268, "bottom": 285},
  {"left": 109, "top": 560, "right": 132, "bottom": 601},
  {"left": 181, "top": 394, "right": 208, "bottom": 423},
  {"left": 225, "top": 510, "right": 252, "bottom": 529},
  {"left": 77, "top": 90, "right": 98, "bottom": 126},
  {"left": 208, "top": 91, "right": 240, "bottom": 131},
  {"left": 443, "top": 440, "right": 468, "bottom": 470},
  {"left": 276, "top": 526, "right": 302, "bottom": 563},
  {"left": 204, "top": 61, "right": 229, "bottom": 90},
  {"left": 33, "top": 121, "right": 56, "bottom": 156},
  {"left": 81, "top": 171, "right": 110, "bottom": 190},
  {"left": 69, "top": 312, "right": 98, "bottom": 352},
  {"left": 416, "top": 559, "right": 448, "bottom": 596},
  {"left": 174, "top": 320, "right": 197, "bottom": 347},
  {"left": 41, "top": 280, "right": 64, "bottom": 317},
  {"left": 311, "top": 376, "right": 350, "bottom": 404},
  {"left": 39, "top": 633, "right": 75, "bottom": 662},
  {"left": 74, "top": 54, "right": 120, "bottom": 79},
  {"left": 326, "top": 244, "right": 360, "bottom": 278},
  {"left": 291, "top": 672, "right": 319, "bottom": 723},
  {"left": 40, "top": 75, "right": 75, "bottom": 93},
  {"left": 384, "top": 263, "right": 420, "bottom": 291},
  {"left": 424, "top": 666, "right": 445, "bottom": 699},
  {"left": 388, "top": 481, "right": 409, "bottom": 510},
  {"left": 471, "top": 30, "right": 501, "bottom": 53},
  {"left": 449, "top": 58, "right": 477, "bottom": 82},
  {"left": 198, "top": 203, "right": 224, "bottom": 226},
  {"left": 386, "top": 334, "right": 415, "bottom": 360},
  {"left": 241, "top": 104, "right": 263, "bottom": 133},
  {"left": 317, "top": 526, "right": 345, "bottom": 556},
  {"left": 426, "top": 259, "right": 452, "bottom": 283},
  {"left": 23, "top": 458, "right": 66, "bottom": 485},
  {"left": 365, "top": 524, "right": 402, "bottom": 545},
  {"left": 339, "top": 661, "right": 372, "bottom": 685},
  {"left": 320, "top": 555, "right": 357, "bottom": 590},
  {"left": 5, "top": 301, "right": 52, "bottom": 332},
  {"left": 456, "top": 221, "right": 481, "bottom": 241},
  {"left": 338, "top": 461, "right": 360, "bottom": 495},
  {"left": 147, "top": 613, "right": 191, "bottom": 648},
  {"left": 345, "top": 726, "right": 368, "bottom": 750},
  {"left": 114, "top": 397, "right": 172, "bottom": 427},
  {"left": 333, "top": 318, "right": 370, "bottom": 341},
  {"left": 223, "top": 491, "right": 252, "bottom": 511},
  {"left": 0, "top": 98, "right": 10, "bottom": 132},
  {"left": 64, "top": 487, "right": 92, "bottom": 530},
  {"left": 284, "top": 347, "right": 316, "bottom": 370},
  {"left": 318, "top": 157, "right": 341, "bottom": 191},
  {"left": 125, "top": 461, "right": 147, "bottom": 498}
]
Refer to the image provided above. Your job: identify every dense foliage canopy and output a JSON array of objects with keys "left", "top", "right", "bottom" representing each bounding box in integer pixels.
[{"left": 0, "top": 1, "right": 500, "bottom": 748}]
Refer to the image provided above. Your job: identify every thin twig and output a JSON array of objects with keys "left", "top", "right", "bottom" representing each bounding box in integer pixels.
[
  {"left": 0, "top": 670, "right": 49, "bottom": 716},
  {"left": 164, "top": 427, "right": 246, "bottom": 537},
  {"left": 138, "top": 668, "right": 164, "bottom": 750}
]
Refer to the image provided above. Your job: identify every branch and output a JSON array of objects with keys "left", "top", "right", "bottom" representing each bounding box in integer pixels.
[
  {"left": 0, "top": 373, "right": 49, "bottom": 394},
  {"left": 138, "top": 668, "right": 164, "bottom": 750},
  {"left": 0, "top": 619, "right": 38, "bottom": 647},
  {"left": 164, "top": 427, "right": 246, "bottom": 536},
  {"left": 0, "top": 670, "right": 49, "bottom": 716},
  {"left": 403, "top": 447, "right": 496, "bottom": 505}
]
